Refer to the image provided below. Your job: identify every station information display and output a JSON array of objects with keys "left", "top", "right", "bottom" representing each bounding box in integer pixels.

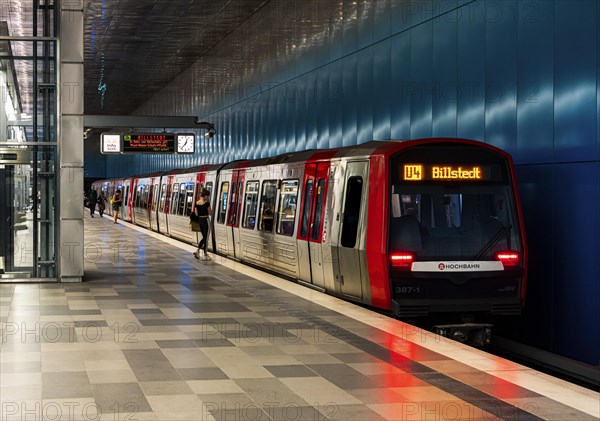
[
  {"left": 101, "top": 133, "right": 195, "bottom": 154},
  {"left": 122, "top": 134, "right": 176, "bottom": 153}
]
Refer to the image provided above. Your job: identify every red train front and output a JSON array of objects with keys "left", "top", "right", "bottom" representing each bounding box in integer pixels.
[{"left": 367, "top": 139, "right": 527, "bottom": 344}]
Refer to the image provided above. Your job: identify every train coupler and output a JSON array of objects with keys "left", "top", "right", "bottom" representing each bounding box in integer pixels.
[{"left": 433, "top": 323, "right": 492, "bottom": 346}]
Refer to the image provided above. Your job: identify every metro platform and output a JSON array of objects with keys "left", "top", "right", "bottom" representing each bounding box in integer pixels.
[{"left": 0, "top": 217, "right": 598, "bottom": 421}]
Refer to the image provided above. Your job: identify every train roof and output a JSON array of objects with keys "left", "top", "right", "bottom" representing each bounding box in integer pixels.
[{"left": 163, "top": 163, "right": 224, "bottom": 176}]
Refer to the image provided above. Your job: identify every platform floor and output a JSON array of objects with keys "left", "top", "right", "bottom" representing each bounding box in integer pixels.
[{"left": 0, "top": 215, "right": 598, "bottom": 421}]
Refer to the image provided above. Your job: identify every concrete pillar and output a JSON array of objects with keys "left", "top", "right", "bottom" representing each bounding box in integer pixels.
[{"left": 58, "top": 1, "right": 84, "bottom": 282}]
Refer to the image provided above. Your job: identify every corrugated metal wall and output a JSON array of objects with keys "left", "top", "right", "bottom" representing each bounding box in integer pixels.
[{"left": 106, "top": 0, "right": 599, "bottom": 365}]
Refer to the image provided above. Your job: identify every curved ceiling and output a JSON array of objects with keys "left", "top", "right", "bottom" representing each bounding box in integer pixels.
[{"left": 84, "top": 0, "right": 270, "bottom": 115}]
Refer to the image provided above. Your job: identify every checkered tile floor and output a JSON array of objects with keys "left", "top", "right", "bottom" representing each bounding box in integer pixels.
[{"left": 0, "top": 216, "right": 597, "bottom": 420}]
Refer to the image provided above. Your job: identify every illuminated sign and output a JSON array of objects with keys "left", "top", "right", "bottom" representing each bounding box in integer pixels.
[
  {"left": 403, "top": 164, "right": 484, "bottom": 181},
  {"left": 432, "top": 166, "right": 482, "bottom": 180},
  {"left": 101, "top": 133, "right": 122, "bottom": 154},
  {"left": 122, "top": 134, "right": 176, "bottom": 154},
  {"left": 404, "top": 165, "right": 423, "bottom": 180}
]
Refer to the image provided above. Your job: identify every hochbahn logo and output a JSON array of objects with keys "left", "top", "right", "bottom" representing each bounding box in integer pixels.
[{"left": 438, "top": 263, "right": 481, "bottom": 270}]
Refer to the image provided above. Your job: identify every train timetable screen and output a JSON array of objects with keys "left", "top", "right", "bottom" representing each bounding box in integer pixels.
[
  {"left": 122, "top": 134, "right": 176, "bottom": 154},
  {"left": 403, "top": 164, "right": 487, "bottom": 181}
]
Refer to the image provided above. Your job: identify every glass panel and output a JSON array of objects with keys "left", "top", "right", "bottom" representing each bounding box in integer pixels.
[
  {"left": 170, "top": 184, "right": 179, "bottom": 214},
  {"left": 258, "top": 180, "right": 277, "bottom": 232},
  {"left": 178, "top": 184, "right": 186, "bottom": 215},
  {"left": 158, "top": 185, "right": 167, "bottom": 212},
  {"left": 341, "top": 177, "right": 363, "bottom": 248},
  {"left": 227, "top": 182, "right": 239, "bottom": 225},
  {"left": 0, "top": 151, "right": 57, "bottom": 279},
  {"left": 389, "top": 186, "right": 520, "bottom": 259},
  {"left": 184, "top": 183, "right": 194, "bottom": 216},
  {"left": 311, "top": 179, "right": 325, "bottom": 240},
  {"left": 152, "top": 185, "right": 158, "bottom": 211},
  {"left": 276, "top": 180, "right": 298, "bottom": 236},
  {"left": 242, "top": 181, "right": 259, "bottom": 229},
  {"left": 300, "top": 179, "right": 313, "bottom": 238},
  {"left": 217, "top": 182, "right": 229, "bottom": 224}
]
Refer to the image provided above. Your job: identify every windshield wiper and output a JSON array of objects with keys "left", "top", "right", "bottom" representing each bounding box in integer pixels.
[{"left": 473, "top": 224, "right": 511, "bottom": 261}]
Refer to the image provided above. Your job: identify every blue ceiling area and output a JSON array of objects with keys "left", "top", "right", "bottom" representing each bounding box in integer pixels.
[{"left": 85, "top": 0, "right": 599, "bottom": 366}]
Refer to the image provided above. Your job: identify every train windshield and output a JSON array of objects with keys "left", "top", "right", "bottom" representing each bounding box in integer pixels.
[{"left": 389, "top": 145, "right": 522, "bottom": 261}]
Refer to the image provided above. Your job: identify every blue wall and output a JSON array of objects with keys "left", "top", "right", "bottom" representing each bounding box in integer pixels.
[{"left": 108, "top": 0, "right": 599, "bottom": 365}]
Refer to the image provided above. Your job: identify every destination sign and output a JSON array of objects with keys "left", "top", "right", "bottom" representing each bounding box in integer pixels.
[
  {"left": 122, "top": 134, "right": 176, "bottom": 154},
  {"left": 403, "top": 164, "right": 487, "bottom": 181}
]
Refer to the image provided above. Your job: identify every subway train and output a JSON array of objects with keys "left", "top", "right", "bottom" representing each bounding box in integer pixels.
[{"left": 93, "top": 139, "right": 528, "bottom": 345}]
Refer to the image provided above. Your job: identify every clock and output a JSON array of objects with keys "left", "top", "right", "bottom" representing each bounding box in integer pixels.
[{"left": 177, "top": 134, "right": 195, "bottom": 153}]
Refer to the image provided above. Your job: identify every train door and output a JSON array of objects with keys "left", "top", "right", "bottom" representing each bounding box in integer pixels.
[
  {"left": 158, "top": 179, "right": 172, "bottom": 235},
  {"left": 337, "top": 161, "right": 368, "bottom": 299},
  {"left": 149, "top": 182, "right": 159, "bottom": 231},
  {"left": 131, "top": 179, "right": 139, "bottom": 225},
  {"left": 226, "top": 170, "right": 245, "bottom": 259},
  {"left": 123, "top": 180, "right": 132, "bottom": 221},
  {"left": 297, "top": 162, "right": 329, "bottom": 288},
  {"left": 213, "top": 173, "right": 232, "bottom": 255}
]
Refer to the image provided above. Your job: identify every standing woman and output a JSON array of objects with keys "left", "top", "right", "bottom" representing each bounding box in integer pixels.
[
  {"left": 193, "top": 189, "right": 212, "bottom": 261},
  {"left": 111, "top": 189, "right": 123, "bottom": 224}
]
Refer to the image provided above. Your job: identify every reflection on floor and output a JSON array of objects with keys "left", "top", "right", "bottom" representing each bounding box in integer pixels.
[{"left": 0, "top": 215, "right": 597, "bottom": 421}]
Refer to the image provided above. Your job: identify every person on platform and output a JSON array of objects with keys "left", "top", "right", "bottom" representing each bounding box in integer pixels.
[
  {"left": 193, "top": 190, "right": 212, "bottom": 261},
  {"left": 97, "top": 190, "right": 107, "bottom": 217},
  {"left": 111, "top": 189, "right": 123, "bottom": 224},
  {"left": 87, "top": 187, "right": 98, "bottom": 217}
]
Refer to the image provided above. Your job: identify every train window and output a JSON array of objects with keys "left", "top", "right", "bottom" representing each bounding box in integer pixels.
[
  {"left": 152, "top": 185, "right": 158, "bottom": 211},
  {"left": 227, "top": 182, "right": 240, "bottom": 225},
  {"left": 300, "top": 179, "right": 313, "bottom": 238},
  {"left": 242, "top": 181, "right": 259, "bottom": 229},
  {"left": 341, "top": 177, "right": 363, "bottom": 248},
  {"left": 276, "top": 179, "right": 298, "bottom": 236},
  {"left": 159, "top": 184, "right": 167, "bottom": 212},
  {"left": 258, "top": 180, "right": 277, "bottom": 232},
  {"left": 311, "top": 179, "right": 326, "bottom": 240},
  {"left": 141, "top": 186, "right": 148, "bottom": 209},
  {"left": 171, "top": 184, "right": 180, "bottom": 215},
  {"left": 184, "top": 184, "right": 194, "bottom": 216},
  {"left": 389, "top": 187, "right": 519, "bottom": 259},
  {"left": 205, "top": 182, "right": 213, "bottom": 196},
  {"left": 217, "top": 182, "right": 229, "bottom": 224},
  {"left": 132, "top": 188, "right": 138, "bottom": 208},
  {"left": 178, "top": 184, "right": 187, "bottom": 216}
]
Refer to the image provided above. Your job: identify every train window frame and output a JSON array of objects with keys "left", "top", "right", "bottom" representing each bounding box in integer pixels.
[
  {"left": 258, "top": 180, "right": 277, "bottom": 232},
  {"left": 142, "top": 185, "right": 149, "bottom": 210},
  {"left": 184, "top": 183, "right": 194, "bottom": 216},
  {"left": 152, "top": 184, "right": 159, "bottom": 211},
  {"left": 177, "top": 184, "right": 187, "bottom": 216},
  {"left": 227, "top": 182, "right": 242, "bottom": 226},
  {"left": 205, "top": 182, "right": 213, "bottom": 198},
  {"left": 217, "top": 181, "right": 229, "bottom": 224},
  {"left": 170, "top": 183, "right": 180, "bottom": 215},
  {"left": 311, "top": 178, "right": 326, "bottom": 241},
  {"left": 300, "top": 179, "right": 314, "bottom": 238},
  {"left": 276, "top": 179, "right": 299, "bottom": 237},
  {"left": 242, "top": 181, "right": 259, "bottom": 230},
  {"left": 158, "top": 184, "right": 167, "bottom": 212},
  {"left": 340, "top": 176, "right": 363, "bottom": 248},
  {"left": 133, "top": 186, "right": 139, "bottom": 208}
]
